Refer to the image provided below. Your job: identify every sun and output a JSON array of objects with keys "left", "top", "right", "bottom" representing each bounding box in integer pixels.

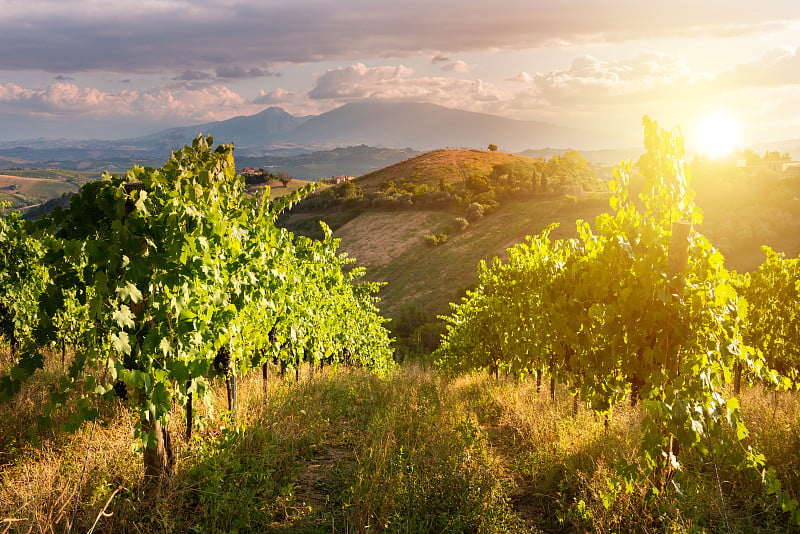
[{"left": 695, "top": 113, "right": 739, "bottom": 158}]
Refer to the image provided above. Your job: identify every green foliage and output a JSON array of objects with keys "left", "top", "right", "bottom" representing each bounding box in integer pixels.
[
  {"left": 424, "top": 232, "right": 448, "bottom": 247},
  {"left": 276, "top": 170, "right": 292, "bottom": 187},
  {"left": 0, "top": 137, "right": 394, "bottom": 461},
  {"left": 0, "top": 207, "right": 48, "bottom": 352},
  {"left": 435, "top": 116, "right": 800, "bottom": 525},
  {"left": 546, "top": 150, "right": 599, "bottom": 192},
  {"left": 740, "top": 247, "right": 800, "bottom": 381}
]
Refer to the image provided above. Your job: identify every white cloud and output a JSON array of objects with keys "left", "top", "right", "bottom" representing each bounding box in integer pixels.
[
  {"left": 0, "top": 82, "right": 256, "bottom": 123},
  {"left": 308, "top": 63, "right": 502, "bottom": 110},
  {"left": 441, "top": 60, "right": 472, "bottom": 73},
  {"left": 252, "top": 88, "right": 299, "bottom": 105},
  {"left": 532, "top": 52, "right": 699, "bottom": 106},
  {"left": 715, "top": 46, "right": 800, "bottom": 88},
  {"left": 507, "top": 72, "right": 532, "bottom": 83}
]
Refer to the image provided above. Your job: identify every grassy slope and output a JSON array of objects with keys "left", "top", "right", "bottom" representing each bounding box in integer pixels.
[
  {"left": 326, "top": 150, "right": 800, "bottom": 322},
  {"left": 286, "top": 148, "right": 606, "bottom": 321},
  {"left": 0, "top": 169, "right": 102, "bottom": 183},
  {"left": 0, "top": 173, "right": 80, "bottom": 210},
  {"left": 336, "top": 199, "right": 608, "bottom": 320}
]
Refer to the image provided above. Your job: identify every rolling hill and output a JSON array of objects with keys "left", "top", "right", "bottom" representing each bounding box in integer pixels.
[
  {"left": 354, "top": 148, "right": 538, "bottom": 191},
  {"left": 280, "top": 149, "right": 800, "bottom": 345}
]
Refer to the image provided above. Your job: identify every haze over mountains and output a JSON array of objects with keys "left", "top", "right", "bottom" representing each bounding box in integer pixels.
[
  {"left": 3, "top": 102, "right": 800, "bottom": 177},
  {"left": 2, "top": 101, "right": 636, "bottom": 158}
]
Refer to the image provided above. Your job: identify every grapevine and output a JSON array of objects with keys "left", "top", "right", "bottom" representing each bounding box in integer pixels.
[
  {"left": 0, "top": 137, "right": 393, "bottom": 477},
  {"left": 436, "top": 116, "right": 799, "bottom": 523}
]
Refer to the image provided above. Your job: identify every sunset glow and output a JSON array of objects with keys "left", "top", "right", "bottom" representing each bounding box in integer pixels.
[
  {"left": 695, "top": 113, "right": 740, "bottom": 158},
  {"left": 0, "top": 1, "right": 797, "bottom": 149}
]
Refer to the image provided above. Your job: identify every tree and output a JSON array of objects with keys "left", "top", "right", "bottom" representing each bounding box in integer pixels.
[
  {"left": 488, "top": 144, "right": 498, "bottom": 152},
  {"left": 277, "top": 170, "right": 292, "bottom": 187}
]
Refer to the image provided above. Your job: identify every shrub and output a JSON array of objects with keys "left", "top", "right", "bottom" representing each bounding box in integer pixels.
[
  {"left": 451, "top": 217, "right": 469, "bottom": 233},
  {"left": 465, "top": 202, "right": 484, "bottom": 222},
  {"left": 559, "top": 194, "right": 579, "bottom": 211},
  {"left": 424, "top": 232, "right": 448, "bottom": 247}
]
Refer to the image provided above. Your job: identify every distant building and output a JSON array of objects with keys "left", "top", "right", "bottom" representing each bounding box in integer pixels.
[
  {"left": 238, "top": 167, "right": 258, "bottom": 176},
  {"left": 332, "top": 175, "right": 355, "bottom": 184},
  {"left": 780, "top": 161, "right": 800, "bottom": 177}
]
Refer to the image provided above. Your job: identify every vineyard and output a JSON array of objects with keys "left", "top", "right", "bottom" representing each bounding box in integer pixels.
[
  {"left": 0, "top": 137, "right": 393, "bottom": 478},
  {"left": 1, "top": 124, "right": 800, "bottom": 532}
]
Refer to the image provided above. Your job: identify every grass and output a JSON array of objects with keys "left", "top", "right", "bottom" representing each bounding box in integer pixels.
[
  {"left": 334, "top": 196, "right": 611, "bottom": 321},
  {"left": 3, "top": 347, "right": 800, "bottom": 533},
  {"left": 0, "top": 174, "right": 79, "bottom": 207},
  {"left": 0, "top": 169, "right": 102, "bottom": 184},
  {"left": 248, "top": 178, "right": 324, "bottom": 201}
]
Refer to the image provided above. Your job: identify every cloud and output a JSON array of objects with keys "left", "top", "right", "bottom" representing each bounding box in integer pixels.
[
  {"left": 214, "top": 66, "right": 280, "bottom": 80},
  {"left": 432, "top": 54, "right": 450, "bottom": 64},
  {"left": 714, "top": 46, "right": 800, "bottom": 89},
  {"left": 252, "top": 88, "right": 299, "bottom": 105},
  {"left": 175, "top": 70, "right": 215, "bottom": 81},
  {"left": 507, "top": 72, "right": 532, "bottom": 83},
  {"left": 0, "top": 81, "right": 256, "bottom": 124},
  {"left": 0, "top": 0, "right": 797, "bottom": 74},
  {"left": 308, "top": 63, "right": 501, "bottom": 110},
  {"left": 174, "top": 66, "right": 279, "bottom": 81},
  {"left": 441, "top": 60, "right": 472, "bottom": 73},
  {"left": 531, "top": 52, "right": 699, "bottom": 106}
]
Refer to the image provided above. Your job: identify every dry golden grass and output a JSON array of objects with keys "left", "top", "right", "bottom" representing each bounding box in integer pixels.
[
  {"left": 248, "top": 178, "right": 326, "bottom": 200},
  {"left": 3, "top": 350, "right": 800, "bottom": 533},
  {"left": 334, "top": 210, "right": 454, "bottom": 269}
]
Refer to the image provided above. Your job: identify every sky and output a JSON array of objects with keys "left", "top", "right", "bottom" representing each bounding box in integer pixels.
[{"left": 1, "top": 0, "right": 799, "bottom": 150}]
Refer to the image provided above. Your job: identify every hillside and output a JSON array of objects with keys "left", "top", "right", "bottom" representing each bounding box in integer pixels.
[
  {"left": 334, "top": 198, "right": 609, "bottom": 320},
  {"left": 281, "top": 147, "right": 609, "bottom": 344},
  {"left": 355, "top": 148, "right": 538, "bottom": 191},
  {"left": 0, "top": 173, "right": 81, "bottom": 211},
  {"left": 279, "top": 148, "right": 800, "bottom": 357}
]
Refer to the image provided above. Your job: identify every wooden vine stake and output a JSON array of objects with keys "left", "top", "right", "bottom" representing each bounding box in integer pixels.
[
  {"left": 666, "top": 220, "right": 691, "bottom": 468},
  {"left": 125, "top": 182, "right": 174, "bottom": 480},
  {"left": 186, "top": 381, "right": 192, "bottom": 442}
]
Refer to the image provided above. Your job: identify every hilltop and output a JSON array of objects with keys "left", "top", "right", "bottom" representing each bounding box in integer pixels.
[{"left": 355, "top": 148, "right": 538, "bottom": 191}]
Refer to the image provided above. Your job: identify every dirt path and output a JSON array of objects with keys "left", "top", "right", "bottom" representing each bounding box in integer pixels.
[{"left": 293, "top": 446, "right": 352, "bottom": 515}]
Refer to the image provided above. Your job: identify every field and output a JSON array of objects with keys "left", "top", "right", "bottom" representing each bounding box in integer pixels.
[
  {"left": 3, "top": 145, "right": 800, "bottom": 533},
  {"left": 334, "top": 197, "right": 609, "bottom": 320},
  {"left": 0, "top": 173, "right": 81, "bottom": 211},
  {"left": 2, "top": 348, "right": 799, "bottom": 533},
  {"left": 249, "top": 178, "right": 327, "bottom": 200}
]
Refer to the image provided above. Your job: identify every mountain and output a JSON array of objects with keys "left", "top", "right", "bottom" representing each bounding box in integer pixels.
[
  {"left": 120, "top": 102, "right": 637, "bottom": 154},
  {"left": 134, "top": 107, "right": 309, "bottom": 149},
  {"left": 284, "top": 101, "right": 636, "bottom": 152}
]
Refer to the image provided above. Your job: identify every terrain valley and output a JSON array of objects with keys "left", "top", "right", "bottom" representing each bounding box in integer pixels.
[{"left": 3, "top": 104, "right": 800, "bottom": 350}]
